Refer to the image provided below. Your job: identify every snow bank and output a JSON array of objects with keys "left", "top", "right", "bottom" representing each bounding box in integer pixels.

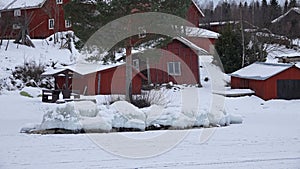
[{"left": 23, "top": 87, "right": 243, "bottom": 133}]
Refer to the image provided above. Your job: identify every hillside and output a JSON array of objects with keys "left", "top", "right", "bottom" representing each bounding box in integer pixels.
[{"left": 0, "top": 32, "right": 77, "bottom": 90}]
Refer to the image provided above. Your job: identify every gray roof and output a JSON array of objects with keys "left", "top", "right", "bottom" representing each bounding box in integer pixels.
[{"left": 272, "top": 7, "right": 300, "bottom": 23}]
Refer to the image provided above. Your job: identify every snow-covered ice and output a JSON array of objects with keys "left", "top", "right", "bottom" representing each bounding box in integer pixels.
[{"left": 1, "top": 90, "right": 300, "bottom": 169}]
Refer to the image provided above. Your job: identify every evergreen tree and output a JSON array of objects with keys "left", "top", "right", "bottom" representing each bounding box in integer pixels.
[
  {"left": 65, "top": 0, "right": 191, "bottom": 48},
  {"left": 261, "top": 0, "right": 270, "bottom": 28},
  {"left": 288, "top": 0, "right": 297, "bottom": 8},
  {"left": 215, "top": 25, "right": 243, "bottom": 73},
  {"left": 270, "top": 0, "right": 281, "bottom": 20},
  {"left": 284, "top": 0, "right": 289, "bottom": 13}
]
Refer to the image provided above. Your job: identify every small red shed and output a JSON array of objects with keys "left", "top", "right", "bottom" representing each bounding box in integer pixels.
[
  {"left": 230, "top": 62, "right": 300, "bottom": 100},
  {"left": 42, "top": 63, "right": 146, "bottom": 96}
]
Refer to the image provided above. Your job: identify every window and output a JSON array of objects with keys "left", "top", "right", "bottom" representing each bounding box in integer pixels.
[
  {"left": 138, "top": 26, "right": 146, "bottom": 38},
  {"left": 0, "top": 12, "right": 2, "bottom": 18},
  {"left": 49, "top": 19, "right": 54, "bottom": 29},
  {"left": 133, "top": 59, "right": 140, "bottom": 70},
  {"left": 12, "top": 24, "right": 21, "bottom": 30},
  {"left": 65, "top": 20, "right": 72, "bottom": 28},
  {"left": 168, "top": 62, "right": 181, "bottom": 76},
  {"left": 56, "top": 0, "right": 63, "bottom": 4},
  {"left": 14, "top": 9, "right": 21, "bottom": 17}
]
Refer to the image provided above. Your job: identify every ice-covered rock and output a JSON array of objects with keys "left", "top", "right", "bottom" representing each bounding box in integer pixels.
[
  {"left": 75, "top": 101, "right": 98, "bottom": 117},
  {"left": 111, "top": 101, "right": 146, "bottom": 130},
  {"left": 80, "top": 116, "right": 112, "bottom": 132},
  {"left": 39, "top": 103, "right": 82, "bottom": 130}
]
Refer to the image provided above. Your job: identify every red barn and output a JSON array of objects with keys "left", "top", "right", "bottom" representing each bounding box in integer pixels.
[
  {"left": 42, "top": 63, "right": 146, "bottom": 97},
  {"left": 0, "top": 0, "right": 71, "bottom": 39},
  {"left": 230, "top": 62, "right": 300, "bottom": 100}
]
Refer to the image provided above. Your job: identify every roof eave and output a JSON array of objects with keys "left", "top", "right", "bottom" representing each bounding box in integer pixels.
[
  {"left": 1, "top": 0, "right": 47, "bottom": 11},
  {"left": 191, "top": 0, "right": 205, "bottom": 17}
]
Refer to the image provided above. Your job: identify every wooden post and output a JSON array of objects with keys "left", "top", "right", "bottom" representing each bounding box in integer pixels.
[
  {"left": 125, "top": 45, "right": 133, "bottom": 102},
  {"left": 146, "top": 57, "right": 151, "bottom": 85}
]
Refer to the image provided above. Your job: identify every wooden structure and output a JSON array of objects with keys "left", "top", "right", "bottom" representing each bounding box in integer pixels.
[
  {"left": 41, "top": 63, "right": 146, "bottom": 101},
  {"left": 276, "top": 53, "right": 300, "bottom": 63},
  {"left": 0, "top": 0, "right": 71, "bottom": 39},
  {"left": 231, "top": 62, "right": 300, "bottom": 100},
  {"left": 271, "top": 7, "right": 300, "bottom": 38}
]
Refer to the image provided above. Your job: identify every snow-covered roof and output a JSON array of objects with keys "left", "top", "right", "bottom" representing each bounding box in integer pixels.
[
  {"left": 272, "top": 7, "right": 300, "bottom": 23},
  {"left": 275, "top": 52, "right": 300, "bottom": 58},
  {"left": 199, "top": 21, "right": 238, "bottom": 27},
  {"left": 0, "top": 0, "right": 14, "bottom": 10},
  {"left": 175, "top": 37, "right": 209, "bottom": 55},
  {"left": 186, "top": 27, "right": 219, "bottom": 39},
  {"left": 0, "top": 0, "right": 46, "bottom": 11},
  {"left": 230, "top": 62, "right": 295, "bottom": 80},
  {"left": 42, "top": 63, "right": 125, "bottom": 76}
]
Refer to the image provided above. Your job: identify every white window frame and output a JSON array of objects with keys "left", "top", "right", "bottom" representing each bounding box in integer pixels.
[
  {"left": 12, "top": 24, "right": 21, "bottom": 30},
  {"left": 133, "top": 59, "right": 140, "bottom": 71},
  {"left": 65, "top": 20, "right": 72, "bottom": 28},
  {"left": 56, "top": 0, "right": 63, "bottom": 4},
  {"left": 14, "top": 9, "right": 21, "bottom": 17},
  {"left": 167, "top": 62, "right": 181, "bottom": 76},
  {"left": 48, "top": 19, "right": 54, "bottom": 29}
]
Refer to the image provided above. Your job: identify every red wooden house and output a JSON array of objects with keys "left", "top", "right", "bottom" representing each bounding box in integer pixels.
[
  {"left": 131, "top": 0, "right": 219, "bottom": 86},
  {"left": 42, "top": 63, "right": 146, "bottom": 97},
  {"left": 230, "top": 62, "right": 300, "bottom": 100},
  {"left": 125, "top": 0, "right": 219, "bottom": 86},
  {"left": 0, "top": 0, "right": 71, "bottom": 39}
]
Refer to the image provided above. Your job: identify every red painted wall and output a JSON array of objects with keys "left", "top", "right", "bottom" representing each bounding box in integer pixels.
[
  {"left": 187, "top": 37, "right": 216, "bottom": 53},
  {"left": 263, "top": 66, "right": 300, "bottom": 100},
  {"left": 231, "top": 66, "right": 300, "bottom": 100},
  {"left": 55, "top": 65, "right": 143, "bottom": 96},
  {"left": 145, "top": 39, "right": 200, "bottom": 85},
  {"left": 186, "top": 2, "right": 203, "bottom": 27},
  {"left": 102, "top": 66, "right": 143, "bottom": 95}
]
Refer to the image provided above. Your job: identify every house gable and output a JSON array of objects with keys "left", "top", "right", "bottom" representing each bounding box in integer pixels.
[{"left": 186, "top": 0, "right": 204, "bottom": 27}]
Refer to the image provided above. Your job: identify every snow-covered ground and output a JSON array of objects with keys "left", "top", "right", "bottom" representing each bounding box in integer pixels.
[
  {"left": 0, "top": 32, "right": 76, "bottom": 79},
  {"left": 0, "top": 90, "right": 299, "bottom": 169},
  {"left": 266, "top": 42, "right": 300, "bottom": 63}
]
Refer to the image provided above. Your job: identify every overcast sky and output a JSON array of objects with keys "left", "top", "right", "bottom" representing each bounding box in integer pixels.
[{"left": 197, "top": 0, "right": 287, "bottom": 8}]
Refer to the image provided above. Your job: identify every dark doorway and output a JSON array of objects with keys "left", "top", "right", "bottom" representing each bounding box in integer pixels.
[{"left": 277, "top": 80, "right": 300, "bottom": 99}]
